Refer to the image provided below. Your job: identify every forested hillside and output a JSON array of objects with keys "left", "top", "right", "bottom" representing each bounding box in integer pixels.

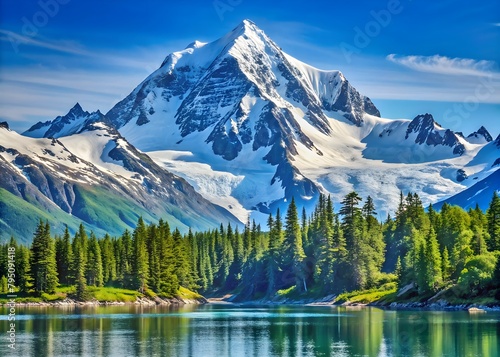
[{"left": 2, "top": 191, "right": 500, "bottom": 303}]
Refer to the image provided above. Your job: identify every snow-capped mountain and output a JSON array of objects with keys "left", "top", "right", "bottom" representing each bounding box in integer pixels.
[
  {"left": 433, "top": 167, "right": 500, "bottom": 212},
  {"left": 16, "top": 20, "right": 500, "bottom": 224},
  {"left": 1, "top": 120, "right": 239, "bottom": 242},
  {"left": 24, "top": 103, "right": 108, "bottom": 139},
  {"left": 465, "top": 126, "right": 493, "bottom": 145}
]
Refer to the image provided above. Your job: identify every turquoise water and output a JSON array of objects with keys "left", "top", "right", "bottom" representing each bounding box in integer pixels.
[{"left": 1, "top": 304, "right": 498, "bottom": 356}]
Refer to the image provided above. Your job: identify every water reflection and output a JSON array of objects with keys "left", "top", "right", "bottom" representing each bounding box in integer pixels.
[{"left": 0, "top": 304, "right": 498, "bottom": 356}]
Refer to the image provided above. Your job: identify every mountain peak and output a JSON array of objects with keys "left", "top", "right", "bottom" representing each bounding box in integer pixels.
[
  {"left": 0, "top": 121, "right": 9, "bottom": 130},
  {"left": 405, "top": 113, "right": 465, "bottom": 154},
  {"left": 68, "top": 102, "right": 85, "bottom": 116},
  {"left": 232, "top": 19, "right": 260, "bottom": 35},
  {"left": 467, "top": 125, "right": 493, "bottom": 144},
  {"left": 23, "top": 104, "right": 104, "bottom": 139},
  {"left": 185, "top": 40, "right": 206, "bottom": 50}
]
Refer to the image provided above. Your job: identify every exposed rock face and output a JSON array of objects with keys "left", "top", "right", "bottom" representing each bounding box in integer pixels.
[
  {"left": 467, "top": 126, "right": 493, "bottom": 143},
  {"left": 456, "top": 169, "right": 468, "bottom": 182},
  {"left": 24, "top": 103, "right": 109, "bottom": 138},
  {"left": 405, "top": 114, "right": 465, "bottom": 155},
  {"left": 103, "top": 20, "right": 381, "bottom": 212}
]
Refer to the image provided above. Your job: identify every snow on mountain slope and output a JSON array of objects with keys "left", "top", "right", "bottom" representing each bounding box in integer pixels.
[
  {"left": 24, "top": 103, "right": 107, "bottom": 139},
  {"left": 464, "top": 126, "right": 494, "bottom": 145},
  {"left": 99, "top": 20, "right": 500, "bottom": 220},
  {"left": 1, "top": 121, "right": 240, "bottom": 241},
  {"left": 16, "top": 20, "right": 499, "bottom": 223},
  {"left": 433, "top": 168, "right": 500, "bottom": 212}
]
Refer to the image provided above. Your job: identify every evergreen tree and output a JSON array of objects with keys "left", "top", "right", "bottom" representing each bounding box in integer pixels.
[
  {"left": 119, "top": 229, "right": 133, "bottom": 287},
  {"left": 487, "top": 191, "right": 500, "bottom": 251},
  {"left": 147, "top": 224, "right": 160, "bottom": 291},
  {"left": 266, "top": 211, "right": 282, "bottom": 296},
  {"left": 132, "top": 217, "right": 149, "bottom": 292},
  {"left": 361, "top": 198, "right": 385, "bottom": 288},
  {"left": 172, "top": 228, "right": 190, "bottom": 288},
  {"left": 86, "top": 232, "right": 103, "bottom": 287},
  {"left": 157, "top": 219, "right": 179, "bottom": 297},
  {"left": 451, "top": 229, "right": 474, "bottom": 279},
  {"left": 419, "top": 227, "right": 442, "bottom": 293},
  {"left": 55, "top": 226, "right": 73, "bottom": 285},
  {"left": 441, "top": 247, "right": 452, "bottom": 283},
  {"left": 283, "top": 197, "right": 307, "bottom": 292},
  {"left": 226, "top": 223, "right": 244, "bottom": 290},
  {"left": 73, "top": 237, "right": 88, "bottom": 300},
  {"left": 340, "top": 191, "right": 367, "bottom": 290},
  {"left": 16, "top": 245, "right": 31, "bottom": 293},
  {"left": 30, "top": 221, "right": 58, "bottom": 294},
  {"left": 100, "top": 234, "right": 117, "bottom": 285},
  {"left": 469, "top": 205, "right": 489, "bottom": 255}
]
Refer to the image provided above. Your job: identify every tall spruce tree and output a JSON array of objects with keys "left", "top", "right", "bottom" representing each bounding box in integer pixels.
[
  {"left": 487, "top": 191, "right": 500, "bottom": 251},
  {"left": 86, "top": 232, "right": 103, "bottom": 287},
  {"left": 16, "top": 245, "right": 31, "bottom": 293},
  {"left": 340, "top": 191, "right": 366, "bottom": 290},
  {"left": 132, "top": 217, "right": 149, "bottom": 292},
  {"left": 283, "top": 197, "right": 307, "bottom": 292},
  {"left": 55, "top": 226, "right": 73, "bottom": 285},
  {"left": 30, "top": 221, "right": 58, "bottom": 294}
]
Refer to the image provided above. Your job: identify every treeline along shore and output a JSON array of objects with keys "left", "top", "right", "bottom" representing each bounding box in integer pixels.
[{"left": 1, "top": 191, "right": 500, "bottom": 309}]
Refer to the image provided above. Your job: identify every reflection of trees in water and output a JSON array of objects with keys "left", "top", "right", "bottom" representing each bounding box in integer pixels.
[{"left": 9, "top": 306, "right": 500, "bottom": 357}]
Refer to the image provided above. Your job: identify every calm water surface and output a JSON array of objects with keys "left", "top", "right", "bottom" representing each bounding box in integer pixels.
[{"left": 1, "top": 304, "right": 499, "bottom": 356}]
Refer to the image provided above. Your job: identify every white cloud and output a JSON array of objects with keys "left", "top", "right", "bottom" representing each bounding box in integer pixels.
[
  {"left": 0, "top": 29, "right": 89, "bottom": 56},
  {"left": 386, "top": 54, "right": 499, "bottom": 78}
]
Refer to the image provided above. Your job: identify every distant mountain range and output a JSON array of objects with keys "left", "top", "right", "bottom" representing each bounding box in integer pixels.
[
  {"left": 2, "top": 20, "right": 499, "bottom": 241},
  {"left": 1, "top": 120, "right": 239, "bottom": 243}
]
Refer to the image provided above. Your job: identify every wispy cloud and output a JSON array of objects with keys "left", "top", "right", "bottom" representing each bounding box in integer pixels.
[
  {"left": 0, "top": 29, "right": 89, "bottom": 55},
  {"left": 493, "top": 23, "right": 500, "bottom": 27},
  {"left": 387, "top": 54, "right": 498, "bottom": 78}
]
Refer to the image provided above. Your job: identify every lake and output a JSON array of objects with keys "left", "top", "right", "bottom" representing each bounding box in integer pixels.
[{"left": 1, "top": 304, "right": 499, "bottom": 356}]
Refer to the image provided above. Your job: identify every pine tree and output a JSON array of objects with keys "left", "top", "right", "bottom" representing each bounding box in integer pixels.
[
  {"left": 132, "top": 217, "right": 149, "bottom": 292},
  {"left": 419, "top": 227, "right": 442, "bottom": 293},
  {"left": 100, "top": 234, "right": 117, "bottom": 285},
  {"left": 147, "top": 224, "right": 161, "bottom": 292},
  {"left": 451, "top": 229, "right": 474, "bottom": 279},
  {"left": 86, "top": 232, "right": 103, "bottom": 287},
  {"left": 16, "top": 245, "right": 31, "bottom": 293},
  {"left": 55, "top": 226, "right": 73, "bottom": 285},
  {"left": 71, "top": 224, "right": 88, "bottom": 285},
  {"left": 158, "top": 219, "right": 179, "bottom": 297},
  {"left": 172, "top": 228, "right": 190, "bottom": 288},
  {"left": 226, "top": 223, "right": 244, "bottom": 290},
  {"left": 362, "top": 197, "right": 385, "bottom": 288},
  {"left": 469, "top": 205, "right": 489, "bottom": 255},
  {"left": 30, "top": 221, "right": 58, "bottom": 294},
  {"left": 266, "top": 211, "right": 283, "bottom": 296},
  {"left": 487, "top": 191, "right": 500, "bottom": 251},
  {"left": 441, "top": 247, "right": 452, "bottom": 283},
  {"left": 395, "top": 256, "right": 402, "bottom": 286},
  {"left": 118, "top": 229, "right": 133, "bottom": 287},
  {"left": 73, "top": 237, "right": 88, "bottom": 301},
  {"left": 283, "top": 197, "right": 307, "bottom": 292},
  {"left": 340, "top": 192, "right": 366, "bottom": 290}
]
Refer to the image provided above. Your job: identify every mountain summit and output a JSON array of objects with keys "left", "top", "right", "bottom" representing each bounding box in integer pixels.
[
  {"left": 106, "top": 20, "right": 380, "bottom": 152},
  {"left": 18, "top": 20, "right": 499, "bottom": 224},
  {"left": 101, "top": 20, "right": 386, "bottom": 217}
]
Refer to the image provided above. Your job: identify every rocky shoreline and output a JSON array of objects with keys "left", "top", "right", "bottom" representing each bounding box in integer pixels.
[
  {"left": 208, "top": 295, "right": 500, "bottom": 312},
  {"left": 2, "top": 295, "right": 208, "bottom": 307}
]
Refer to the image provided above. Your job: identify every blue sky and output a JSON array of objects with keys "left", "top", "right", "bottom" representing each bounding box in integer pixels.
[{"left": 1, "top": 0, "right": 499, "bottom": 136}]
